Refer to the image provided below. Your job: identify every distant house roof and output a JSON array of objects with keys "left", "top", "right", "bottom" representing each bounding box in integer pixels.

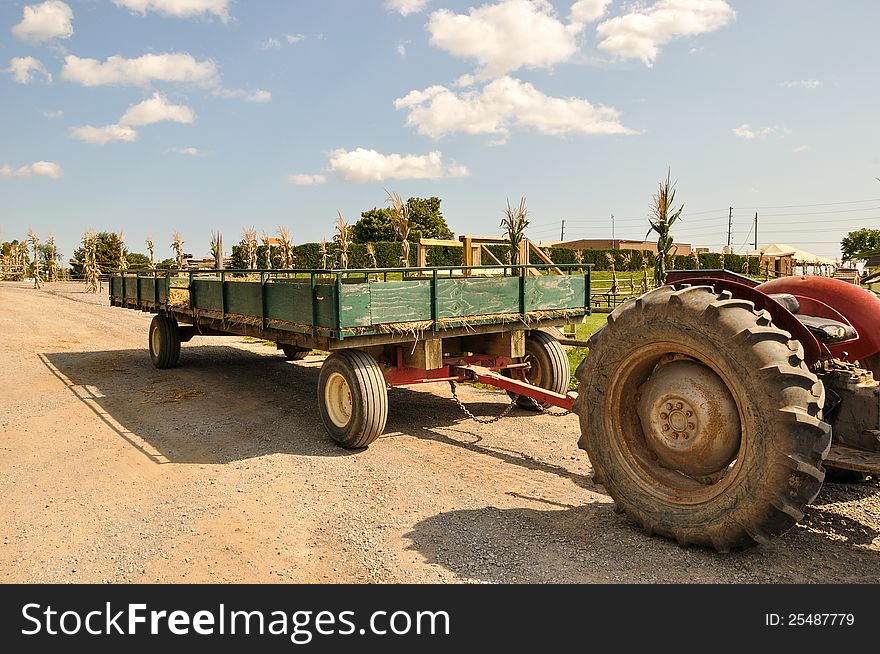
[{"left": 747, "top": 243, "right": 837, "bottom": 266}]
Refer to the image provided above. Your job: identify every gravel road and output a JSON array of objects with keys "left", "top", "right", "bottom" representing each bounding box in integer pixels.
[{"left": 1, "top": 282, "right": 877, "bottom": 583}]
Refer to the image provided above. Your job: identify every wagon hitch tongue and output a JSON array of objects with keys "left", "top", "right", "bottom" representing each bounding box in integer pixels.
[{"left": 449, "top": 363, "right": 577, "bottom": 413}]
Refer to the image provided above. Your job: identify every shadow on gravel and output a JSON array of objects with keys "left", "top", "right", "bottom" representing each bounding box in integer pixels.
[
  {"left": 406, "top": 492, "right": 879, "bottom": 583},
  {"left": 38, "top": 344, "right": 544, "bottom": 467}
]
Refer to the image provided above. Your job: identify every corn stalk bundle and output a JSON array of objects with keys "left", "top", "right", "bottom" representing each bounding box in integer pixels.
[
  {"left": 277, "top": 226, "right": 295, "bottom": 269},
  {"left": 117, "top": 231, "right": 128, "bottom": 273},
  {"left": 691, "top": 249, "right": 701, "bottom": 270},
  {"left": 211, "top": 232, "right": 224, "bottom": 270},
  {"left": 501, "top": 197, "right": 529, "bottom": 267},
  {"left": 171, "top": 231, "right": 185, "bottom": 270},
  {"left": 334, "top": 212, "right": 352, "bottom": 270},
  {"left": 28, "top": 230, "right": 42, "bottom": 289},
  {"left": 641, "top": 258, "right": 649, "bottom": 295},
  {"left": 606, "top": 252, "right": 618, "bottom": 296},
  {"left": 83, "top": 230, "right": 101, "bottom": 293},
  {"left": 261, "top": 231, "right": 273, "bottom": 269},
  {"left": 366, "top": 243, "right": 378, "bottom": 269},
  {"left": 386, "top": 189, "right": 411, "bottom": 267},
  {"left": 319, "top": 240, "right": 329, "bottom": 270},
  {"left": 46, "top": 234, "right": 58, "bottom": 282},
  {"left": 242, "top": 228, "right": 258, "bottom": 270},
  {"left": 146, "top": 237, "right": 155, "bottom": 270},
  {"left": 646, "top": 170, "right": 684, "bottom": 286}
]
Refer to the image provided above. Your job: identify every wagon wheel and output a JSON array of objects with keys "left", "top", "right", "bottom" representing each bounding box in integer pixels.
[
  {"left": 508, "top": 331, "right": 570, "bottom": 410},
  {"left": 575, "top": 285, "right": 831, "bottom": 551},
  {"left": 281, "top": 344, "right": 311, "bottom": 361},
  {"left": 148, "top": 315, "right": 181, "bottom": 369},
  {"left": 317, "top": 350, "right": 388, "bottom": 449}
]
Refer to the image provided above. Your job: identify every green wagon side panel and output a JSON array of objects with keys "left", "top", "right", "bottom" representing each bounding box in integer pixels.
[
  {"left": 525, "top": 275, "right": 587, "bottom": 311},
  {"left": 137, "top": 277, "right": 159, "bottom": 303},
  {"left": 266, "top": 281, "right": 313, "bottom": 324},
  {"left": 124, "top": 277, "right": 138, "bottom": 299},
  {"left": 314, "top": 283, "right": 338, "bottom": 328},
  {"left": 436, "top": 277, "right": 520, "bottom": 318},
  {"left": 192, "top": 279, "right": 223, "bottom": 312},
  {"left": 369, "top": 280, "right": 431, "bottom": 324},
  {"left": 225, "top": 281, "right": 262, "bottom": 316},
  {"left": 339, "top": 283, "right": 372, "bottom": 328}
]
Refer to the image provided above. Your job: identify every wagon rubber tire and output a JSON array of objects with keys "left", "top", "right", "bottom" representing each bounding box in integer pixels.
[
  {"left": 574, "top": 285, "right": 831, "bottom": 551},
  {"left": 510, "top": 330, "right": 570, "bottom": 410},
  {"left": 318, "top": 350, "right": 388, "bottom": 449},
  {"left": 281, "top": 345, "right": 310, "bottom": 361},
  {"left": 149, "top": 315, "right": 181, "bottom": 369}
]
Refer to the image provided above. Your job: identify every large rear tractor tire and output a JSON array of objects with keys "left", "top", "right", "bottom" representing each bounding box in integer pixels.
[
  {"left": 575, "top": 285, "right": 831, "bottom": 551},
  {"left": 318, "top": 350, "right": 388, "bottom": 449},
  {"left": 511, "top": 331, "right": 570, "bottom": 410},
  {"left": 148, "top": 315, "right": 181, "bottom": 369},
  {"left": 281, "top": 344, "right": 311, "bottom": 361}
]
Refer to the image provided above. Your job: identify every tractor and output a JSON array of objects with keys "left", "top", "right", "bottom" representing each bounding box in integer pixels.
[{"left": 575, "top": 269, "right": 880, "bottom": 551}]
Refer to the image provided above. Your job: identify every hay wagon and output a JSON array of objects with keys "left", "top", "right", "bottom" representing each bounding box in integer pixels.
[{"left": 109, "top": 265, "right": 591, "bottom": 447}]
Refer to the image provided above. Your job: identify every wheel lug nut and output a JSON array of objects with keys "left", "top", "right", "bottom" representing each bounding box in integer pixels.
[
  {"left": 688, "top": 423, "right": 695, "bottom": 430},
  {"left": 660, "top": 412, "right": 668, "bottom": 419},
  {"left": 676, "top": 402, "right": 683, "bottom": 410},
  {"left": 666, "top": 403, "right": 673, "bottom": 410},
  {"left": 662, "top": 425, "right": 669, "bottom": 432},
  {"left": 686, "top": 410, "right": 693, "bottom": 417}
]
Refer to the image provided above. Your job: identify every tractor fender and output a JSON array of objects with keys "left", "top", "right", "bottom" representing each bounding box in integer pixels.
[
  {"left": 670, "top": 278, "right": 826, "bottom": 368},
  {"left": 757, "top": 276, "right": 880, "bottom": 363}
]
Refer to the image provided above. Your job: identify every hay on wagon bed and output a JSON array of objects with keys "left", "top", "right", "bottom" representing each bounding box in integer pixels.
[{"left": 168, "top": 288, "right": 190, "bottom": 309}]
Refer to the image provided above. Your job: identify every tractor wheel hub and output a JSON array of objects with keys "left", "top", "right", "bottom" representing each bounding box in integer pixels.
[{"left": 637, "top": 359, "right": 741, "bottom": 477}]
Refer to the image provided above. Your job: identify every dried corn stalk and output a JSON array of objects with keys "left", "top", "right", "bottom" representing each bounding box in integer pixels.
[
  {"left": 606, "top": 252, "right": 618, "bottom": 296},
  {"left": 334, "top": 212, "right": 351, "bottom": 270},
  {"left": 242, "top": 228, "right": 258, "bottom": 269},
  {"left": 211, "top": 232, "right": 224, "bottom": 270},
  {"left": 146, "top": 237, "right": 155, "bottom": 270},
  {"left": 386, "top": 189, "right": 411, "bottom": 267},
  {"left": 277, "top": 226, "right": 295, "bottom": 269},
  {"left": 117, "top": 231, "right": 128, "bottom": 273},
  {"left": 501, "top": 197, "right": 529, "bottom": 267},
  {"left": 46, "top": 234, "right": 58, "bottom": 282},
  {"left": 28, "top": 229, "right": 42, "bottom": 289},
  {"left": 366, "top": 243, "right": 378, "bottom": 269},
  {"left": 261, "top": 231, "right": 273, "bottom": 269},
  {"left": 691, "top": 249, "right": 701, "bottom": 270},
  {"left": 83, "top": 230, "right": 101, "bottom": 293},
  {"left": 171, "top": 231, "right": 185, "bottom": 270},
  {"left": 319, "top": 240, "right": 329, "bottom": 270}
]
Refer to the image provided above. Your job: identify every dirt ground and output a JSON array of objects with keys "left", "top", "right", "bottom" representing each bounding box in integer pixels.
[{"left": 1, "top": 281, "right": 878, "bottom": 583}]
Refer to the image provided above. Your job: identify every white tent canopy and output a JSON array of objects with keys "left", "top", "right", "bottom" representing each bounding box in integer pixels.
[{"left": 747, "top": 243, "right": 837, "bottom": 266}]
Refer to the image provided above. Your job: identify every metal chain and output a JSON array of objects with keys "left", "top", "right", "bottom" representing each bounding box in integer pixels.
[
  {"left": 448, "top": 380, "right": 572, "bottom": 422},
  {"left": 449, "top": 381, "right": 518, "bottom": 424}
]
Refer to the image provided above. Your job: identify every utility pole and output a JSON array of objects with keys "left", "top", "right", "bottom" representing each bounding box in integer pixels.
[
  {"left": 611, "top": 213, "right": 615, "bottom": 245},
  {"left": 754, "top": 212, "right": 758, "bottom": 251},
  {"left": 727, "top": 207, "right": 733, "bottom": 249},
  {"left": 560, "top": 219, "right": 565, "bottom": 242}
]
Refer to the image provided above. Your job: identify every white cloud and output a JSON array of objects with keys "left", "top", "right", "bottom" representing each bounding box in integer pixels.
[
  {"left": 259, "top": 37, "right": 281, "bottom": 50},
  {"left": 395, "top": 76, "right": 636, "bottom": 142},
  {"left": 43, "top": 110, "right": 64, "bottom": 119},
  {"left": 0, "top": 161, "right": 63, "bottom": 179},
  {"left": 288, "top": 173, "right": 327, "bottom": 186},
  {"left": 570, "top": 0, "right": 611, "bottom": 26},
  {"left": 61, "top": 53, "right": 220, "bottom": 88},
  {"left": 597, "top": 0, "right": 735, "bottom": 66},
  {"left": 782, "top": 79, "right": 822, "bottom": 89},
  {"left": 5, "top": 56, "right": 52, "bottom": 84},
  {"left": 427, "top": 0, "right": 580, "bottom": 78},
  {"left": 168, "top": 146, "right": 203, "bottom": 156},
  {"left": 396, "top": 41, "right": 409, "bottom": 57},
  {"left": 385, "top": 0, "right": 430, "bottom": 16},
  {"left": 732, "top": 123, "right": 787, "bottom": 140},
  {"left": 286, "top": 34, "right": 305, "bottom": 44},
  {"left": 213, "top": 87, "right": 272, "bottom": 103},
  {"left": 327, "top": 148, "right": 468, "bottom": 183},
  {"left": 69, "top": 124, "right": 139, "bottom": 145},
  {"left": 112, "top": 0, "right": 230, "bottom": 22},
  {"left": 11, "top": 1, "right": 73, "bottom": 43},
  {"left": 119, "top": 91, "right": 196, "bottom": 126},
  {"left": 793, "top": 145, "right": 811, "bottom": 153}
]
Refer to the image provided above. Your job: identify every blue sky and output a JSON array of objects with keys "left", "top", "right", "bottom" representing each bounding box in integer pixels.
[{"left": 1, "top": 0, "right": 878, "bottom": 262}]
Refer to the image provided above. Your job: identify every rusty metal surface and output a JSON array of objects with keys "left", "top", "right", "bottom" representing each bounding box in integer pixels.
[
  {"left": 636, "top": 358, "right": 741, "bottom": 477},
  {"left": 825, "top": 444, "right": 880, "bottom": 474},
  {"left": 450, "top": 364, "right": 576, "bottom": 412}
]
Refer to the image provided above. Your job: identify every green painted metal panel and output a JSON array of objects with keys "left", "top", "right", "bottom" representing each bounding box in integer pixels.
[
  {"left": 314, "top": 283, "right": 338, "bottom": 327},
  {"left": 525, "top": 275, "right": 587, "bottom": 311},
  {"left": 265, "top": 281, "right": 313, "bottom": 324},
  {"left": 225, "top": 281, "right": 262, "bottom": 316},
  {"left": 436, "top": 277, "right": 520, "bottom": 318},
  {"left": 192, "top": 279, "right": 223, "bottom": 312},
  {"left": 137, "top": 278, "right": 156, "bottom": 303},
  {"left": 369, "top": 280, "right": 431, "bottom": 324},
  {"left": 124, "top": 277, "right": 138, "bottom": 299},
  {"left": 339, "top": 282, "right": 372, "bottom": 328}
]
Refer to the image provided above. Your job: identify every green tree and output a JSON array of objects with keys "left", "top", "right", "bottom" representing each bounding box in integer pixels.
[
  {"left": 126, "top": 252, "right": 152, "bottom": 270},
  {"left": 70, "top": 232, "right": 125, "bottom": 276},
  {"left": 351, "top": 196, "right": 454, "bottom": 244},
  {"left": 841, "top": 228, "right": 880, "bottom": 261}
]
